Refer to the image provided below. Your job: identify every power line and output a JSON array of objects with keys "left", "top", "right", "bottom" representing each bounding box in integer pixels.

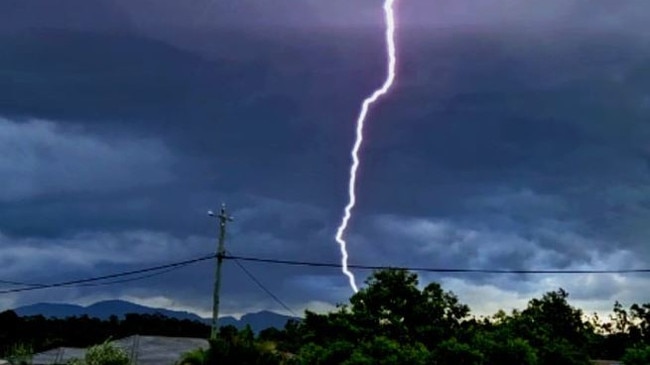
[
  {"left": 0, "top": 262, "right": 199, "bottom": 290},
  {"left": 228, "top": 251, "right": 297, "bottom": 317},
  {"left": 75, "top": 266, "right": 186, "bottom": 287},
  {"left": 0, "top": 253, "right": 216, "bottom": 295},
  {"left": 5, "top": 249, "right": 645, "bottom": 297},
  {"left": 233, "top": 259, "right": 298, "bottom": 317},
  {"left": 0, "top": 279, "right": 44, "bottom": 288},
  {"left": 223, "top": 255, "right": 650, "bottom": 275}
]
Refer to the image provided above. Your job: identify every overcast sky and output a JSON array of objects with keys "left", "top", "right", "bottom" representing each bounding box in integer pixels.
[{"left": 1, "top": 0, "right": 650, "bottom": 319}]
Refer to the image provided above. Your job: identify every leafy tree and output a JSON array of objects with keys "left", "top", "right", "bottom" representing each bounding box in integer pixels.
[
  {"left": 471, "top": 331, "right": 538, "bottom": 365},
  {"left": 629, "top": 303, "right": 650, "bottom": 343},
  {"left": 433, "top": 337, "right": 483, "bottom": 365},
  {"left": 346, "top": 269, "right": 469, "bottom": 347},
  {"left": 287, "top": 270, "right": 600, "bottom": 364},
  {"left": 344, "top": 337, "right": 429, "bottom": 365},
  {"left": 590, "top": 302, "right": 638, "bottom": 360},
  {"left": 294, "top": 341, "right": 355, "bottom": 365},
  {"left": 505, "top": 289, "right": 593, "bottom": 365},
  {"left": 289, "top": 269, "right": 473, "bottom": 364}
]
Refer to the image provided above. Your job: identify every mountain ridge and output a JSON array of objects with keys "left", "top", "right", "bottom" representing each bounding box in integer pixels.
[{"left": 12, "top": 300, "right": 298, "bottom": 333}]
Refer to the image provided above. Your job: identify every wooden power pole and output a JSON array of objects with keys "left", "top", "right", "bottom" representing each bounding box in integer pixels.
[{"left": 209, "top": 203, "right": 233, "bottom": 340}]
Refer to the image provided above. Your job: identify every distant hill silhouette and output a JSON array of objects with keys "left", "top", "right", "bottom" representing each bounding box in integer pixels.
[{"left": 13, "top": 300, "right": 298, "bottom": 333}]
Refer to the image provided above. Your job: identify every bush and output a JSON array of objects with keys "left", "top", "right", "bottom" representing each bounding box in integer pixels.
[
  {"left": 7, "top": 343, "right": 33, "bottom": 365},
  {"left": 177, "top": 348, "right": 208, "bottom": 365},
  {"left": 67, "top": 341, "right": 130, "bottom": 365},
  {"left": 622, "top": 345, "right": 650, "bottom": 365}
]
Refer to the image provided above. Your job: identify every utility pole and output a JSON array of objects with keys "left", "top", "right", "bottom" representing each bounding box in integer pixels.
[{"left": 208, "top": 203, "right": 233, "bottom": 340}]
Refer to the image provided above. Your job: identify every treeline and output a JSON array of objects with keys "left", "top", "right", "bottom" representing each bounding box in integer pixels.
[
  {"left": 0, "top": 311, "right": 210, "bottom": 357},
  {"left": 182, "top": 269, "right": 650, "bottom": 365},
  {"left": 5, "top": 269, "right": 650, "bottom": 364}
]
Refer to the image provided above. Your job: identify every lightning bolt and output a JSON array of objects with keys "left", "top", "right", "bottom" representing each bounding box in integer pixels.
[{"left": 335, "top": 0, "right": 398, "bottom": 293}]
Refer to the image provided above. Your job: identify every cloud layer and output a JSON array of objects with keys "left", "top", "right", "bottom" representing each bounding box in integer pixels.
[
  {"left": 0, "top": 118, "right": 174, "bottom": 201},
  {"left": 1, "top": 0, "right": 649, "bottom": 318}
]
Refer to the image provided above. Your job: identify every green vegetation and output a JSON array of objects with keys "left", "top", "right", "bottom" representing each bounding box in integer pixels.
[
  {"left": 621, "top": 345, "right": 650, "bottom": 365},
  {"left": 67, "top": 341, "right": 130, "bottom": 365},
  {"left": 177, "top": 347, "right": 209, "bottom": 365},
  {"left": 4, "top": 269, "right": 650, "bottom": 364},
  {"left": 178, "top": 325, "right": 282, "bottom": 365},
  {"left": 178, "top": 269, "right": 650, "bottom": 364},
  {"left": 6, "top": 343, "right": 33, "bottom": 365}
]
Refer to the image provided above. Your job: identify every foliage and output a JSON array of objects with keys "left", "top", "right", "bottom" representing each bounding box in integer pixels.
[
  {"left": 590, "top": 300, "right": 650, "bottom": 360},
  {"left": 284, "top": 269, "right": 610, "bottom": 365},
  {"left": 471, "top": 331, "right": 538, "bottom": 365},
  {"left": 344, "top": 337, "right": 430, "bottom": 365},
  {"left": 177, "top": 347, "right": 209, "bottom": 365},
  {"left": 433, "top": 337, "right": 483, "bottom": 365},
  {"left": 178, "top": 325, "right": 281, "bottom": 365},
  {"left": 67, "top": 341, "right": 130, "bottom": 365},
  {"left": 8, "top": 269, "right": 650, "bottom": 364},
  {"left": 506, "top": 289, "right": 592, "bottom": 365},
  {"left": 621, "top": 345, "right": 650, "bottom": 365},
  {"left": 294, "top": 340, "right": 355, "bottom": 365},
  {"left": 6, "top": 343, "right": 33, "bottom": 365}
]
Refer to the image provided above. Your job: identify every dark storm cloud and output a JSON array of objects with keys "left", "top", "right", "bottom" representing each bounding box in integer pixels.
[
  {"left": 2, "top": 0, "right": 650, "bottom": 315},
  {"left": 0, "top": 118, "right": 174, "bottom": 201},
  {"left": 358, "top": 32, "right": 650, "bottom": 248},
  {"left": 0, "top": 16, "right": 389, "bottom": 210},
  {"left": 343, "top": 26, "right": 650, "bottom": 309},
  {"left": 0, "top": 29, "right": 219, "bottom": 124}
]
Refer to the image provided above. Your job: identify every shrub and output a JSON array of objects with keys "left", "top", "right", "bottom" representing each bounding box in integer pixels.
[
  {"left": 7, "top": 343, "right": 33, "bottom": 365},
  {"left": 67, "top": 341, "right": 130, "bottom": 365}
]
